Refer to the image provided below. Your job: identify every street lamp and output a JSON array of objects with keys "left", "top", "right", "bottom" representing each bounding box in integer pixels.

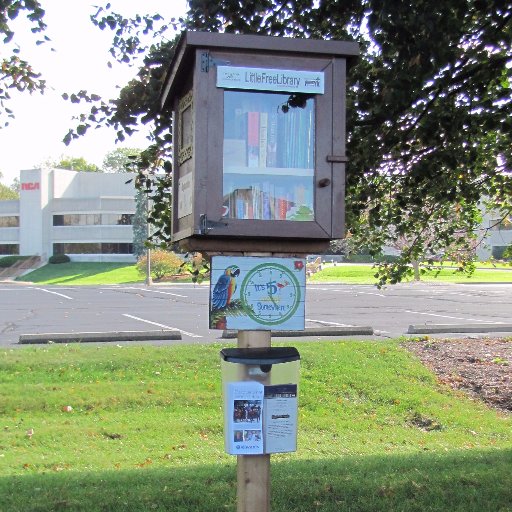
[{"left": 146, "top": 191, "right": 152, "bottom": 286}]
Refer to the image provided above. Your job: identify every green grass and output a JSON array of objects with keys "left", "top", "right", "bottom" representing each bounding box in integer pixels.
[
  {"left": 310, "top": 265, "right": 380, "bottom": 284},
  {"left": 0, "top": 342, "right": 510, "bottom": 511},
  {"left": 16, "top": 261, "right": 512, "bottom": 286},
  {"left": 310, "top": 264, "right": 512, "bottom": 284},
  {"left": 16, "top": 262, "right": 143, "bottom": 285},
  {"left": 430, "top": 260, "right": 512, "bottom": 269}
]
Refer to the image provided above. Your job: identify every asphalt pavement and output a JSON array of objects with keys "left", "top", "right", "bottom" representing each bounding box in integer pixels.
[{"left": 1, "top": 280, "right": 511, "bottom": 346}]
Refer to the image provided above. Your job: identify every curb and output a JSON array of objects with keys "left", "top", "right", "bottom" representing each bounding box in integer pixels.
[
  {"left": 18, "top": 330, "right": 182, "bottom": 344},
  {"left": 221, "top": 326, "right": 374, "bottom": 339},
  {"left": 407, "top": 324, "right": 512, "bottom": 334}
]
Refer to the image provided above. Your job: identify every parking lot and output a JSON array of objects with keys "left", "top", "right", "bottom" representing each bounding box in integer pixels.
[{"left": 1, "top": 281, "right": 511, "bottom": 346}]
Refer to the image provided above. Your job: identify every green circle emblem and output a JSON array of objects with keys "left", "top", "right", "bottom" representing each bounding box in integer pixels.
[{"left": 240, "top": 263, "right": 301, "bottom": 326}]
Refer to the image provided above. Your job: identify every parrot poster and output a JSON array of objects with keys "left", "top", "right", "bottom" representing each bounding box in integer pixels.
[
  {"left": 211, "top": 265, "right": 240, "bottom": 310},
  {"left": 209, "top": 256, "right": 306, "bottom": 331}
]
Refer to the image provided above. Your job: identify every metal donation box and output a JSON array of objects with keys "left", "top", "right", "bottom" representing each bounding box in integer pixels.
[
  {"left": 220, "top": 347, "right": 300, "bottom": 455},
  {"left": 160, "top": 31, "right": 359, "bottom": 254}
]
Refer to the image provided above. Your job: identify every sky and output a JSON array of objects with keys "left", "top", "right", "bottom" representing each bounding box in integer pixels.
[{"left": 0, "top": 0, "right": 188, "bottom": 185}]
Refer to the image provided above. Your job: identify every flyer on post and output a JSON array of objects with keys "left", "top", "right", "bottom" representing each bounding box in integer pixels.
[
  {"left": 263, "top": 384, "right": 298, "bottom": 454},
  {"left": 226, "top": 381, "right": 264, "bottom": 455}
]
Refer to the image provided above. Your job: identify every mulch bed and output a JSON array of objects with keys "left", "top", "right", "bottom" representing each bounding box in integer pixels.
[{"left": 405, "top": 338, "right": 511, "bottom": 413}]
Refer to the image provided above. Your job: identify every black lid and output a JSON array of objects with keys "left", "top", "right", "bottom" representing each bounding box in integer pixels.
[{"left": 220, "top": 347, "right": 300, "bottom": 365}]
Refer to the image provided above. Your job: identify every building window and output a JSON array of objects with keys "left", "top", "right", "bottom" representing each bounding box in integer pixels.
[
  {"left": 101, "top": 242, "right": 133, "bottom": 253},
  {"left": 492, "top": 246, "right": 510, "bottom": 259},
  {"left": 0, "top": 244, "right": 19, "bottom": 255},
  {"left": 0, "top": 216, "right": 20, "bottom": 228},
  {"left": 53, "top": 214, "right": 133, "bottom": 226},
  {"left": 53, "top": 243, "right": 134, "bottom": 255},
  {"left": 490, "top": 217, "right": 512, "bottom": 231},
  {"left": 101, "top": 214, "right": 134, "bottom": 225}
]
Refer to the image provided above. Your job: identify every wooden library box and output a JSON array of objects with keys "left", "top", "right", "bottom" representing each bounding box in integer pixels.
[{"left": 160, "top": 31, "right": 358, "bottom": 254}]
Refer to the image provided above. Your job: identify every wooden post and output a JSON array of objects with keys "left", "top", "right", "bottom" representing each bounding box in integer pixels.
[{"left": 237, "top": 330, "right": 271, "bottom": 512}]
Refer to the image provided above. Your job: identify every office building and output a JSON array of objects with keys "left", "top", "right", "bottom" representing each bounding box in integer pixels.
[{"left": 0, "top": 168, "right": 136, "bottom": 262}]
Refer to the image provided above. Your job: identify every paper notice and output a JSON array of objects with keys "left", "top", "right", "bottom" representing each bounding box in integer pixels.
[
  {"left": 226, "top": 381, "right": 264, "bottom": 455},
  {"left": 263, "top": 384, "right": 298, "bottom": 454}
]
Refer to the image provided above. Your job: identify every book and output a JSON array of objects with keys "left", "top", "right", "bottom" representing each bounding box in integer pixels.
[
  {"left": 247, "top": 111, "right": 260, "bottom": 167},
  {"left": 266, "top": 111, "right": 278, "bottom": 167},
  {"left": 262, "top": 181, "right": 271, "bottom": 220},
  {"left": 259, "top": 112, "right": 268, "bottom": 167}
]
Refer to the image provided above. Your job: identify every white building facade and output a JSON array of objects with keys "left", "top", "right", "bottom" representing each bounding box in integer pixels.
[
  {"left": 0, "top": 168, "right": 509, "bottom": 263},
  {"left": 476, "top": 209, "right": 512, "bottom": 260},
  {"left": 0, "top": 168, "right": 137, "bottom": 262}
]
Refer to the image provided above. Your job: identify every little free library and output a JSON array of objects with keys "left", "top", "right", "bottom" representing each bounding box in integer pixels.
[{"left": 160, "top": 31, "right": 359, "bottom": 256}]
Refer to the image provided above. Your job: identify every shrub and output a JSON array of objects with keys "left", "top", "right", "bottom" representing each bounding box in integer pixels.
[
  {"left": 136, "top": 250, "right": 184, "bottom": 280},
  {"left": 49, "top": 254, "right": 71, "bottom": 264},
  {"left": 0, "top": 256, "right": 29, "bottom": 268}
]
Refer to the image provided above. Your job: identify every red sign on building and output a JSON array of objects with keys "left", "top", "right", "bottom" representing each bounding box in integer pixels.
[{"left": 21, "top": 182, "right": 40, "bottom": 191}]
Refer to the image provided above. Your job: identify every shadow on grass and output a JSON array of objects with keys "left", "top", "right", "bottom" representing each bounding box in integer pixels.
[{"left": 2, "top": 448, "right": 511, "bottom": 511}]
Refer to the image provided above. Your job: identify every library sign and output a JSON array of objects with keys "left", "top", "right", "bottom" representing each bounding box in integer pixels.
[{"left": 217, "top": 66, "right": 325, "bottom": 94}]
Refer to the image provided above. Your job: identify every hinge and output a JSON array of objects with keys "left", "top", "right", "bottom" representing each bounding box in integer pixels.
[
  {"left": 200, "top": 214, "right": 228, "bottom": 234},
  {"left": 200, "top": 52, "right": 231, "bottom": 72}
]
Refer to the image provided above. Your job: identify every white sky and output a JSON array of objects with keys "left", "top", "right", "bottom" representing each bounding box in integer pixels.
[{"left": 0, "top": 0, "right": 188, "bottom": 185}]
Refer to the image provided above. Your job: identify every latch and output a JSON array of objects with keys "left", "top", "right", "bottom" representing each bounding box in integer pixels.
[{"left": 326, "top": 155, "right": 349, "bottom": 163}]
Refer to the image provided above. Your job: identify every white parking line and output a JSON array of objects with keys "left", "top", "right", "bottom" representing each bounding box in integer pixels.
[
  {"left": 310, "top": 287, "right": 385, "bottom": 297},
  {"left": 142, "top": 289, "right": 188, "bottom": 298},
  {"left": 404, "top": 310, "right": 504, "bottom": 323},
  {"left": 33, "top": 287, "right": 73, "bottom": 300},
  {"left": 124, "top": 287, "right": 187, "bottom": 298},
  {"left": 122, "top": 313, "right": 202, "bottom": 338},
  {"left": 306, "top": 318, "right": 356, "bottom": 327},
  {"left": 425, "top": 290, "right": 506, "bottom": 298}
]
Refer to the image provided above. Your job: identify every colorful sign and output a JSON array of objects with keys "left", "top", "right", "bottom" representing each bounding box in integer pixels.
[
  {"left": 217, "top": 66, "right": 324, "bottom": 94},
  {"left": 210, "top": 256, "right": 306, "bottom": 331}
]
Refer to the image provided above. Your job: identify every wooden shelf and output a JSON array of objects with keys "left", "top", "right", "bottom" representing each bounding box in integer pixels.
[{"left": 224, "top": 166, "right": 314, "bottom": 177}]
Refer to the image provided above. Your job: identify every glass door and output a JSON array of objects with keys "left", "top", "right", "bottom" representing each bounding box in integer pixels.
[{"left": 222, "top": 91, "right": 315, "bottom": 222}]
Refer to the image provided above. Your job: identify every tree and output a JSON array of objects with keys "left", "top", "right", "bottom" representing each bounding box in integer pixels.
[
  {"left": 54, "top": 156, "right": 100, "bottom": 172},
  {"left": 136, "top": 250, "right": 183, "bottom": 280},
  {"left": 66, "top": 0, "right": 512, "bottom": 285},
  {"left": 10, "top": 176, "right": 19, "bottom": 194},
  {"left": 1, "top": 0, "right": 49, "bottom": 127},
  {"left": 102, "top": 147, "right": 142, "bottom": 173},
  {"left": 0, "top": 172, "right": 18, "bottom": 200}
]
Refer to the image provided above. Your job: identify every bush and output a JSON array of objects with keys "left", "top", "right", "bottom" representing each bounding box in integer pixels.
[
  {"left": 0, "top": 256, "right": 30, "bottom": 268},
  {"left": 136, "top": 250, "right": 184, "bottom": 280},
  {"left": 49, "top": 254, "right": 71, "bottom": 264},
  {"left": 500, "top": 245, "right": 512, "bottom": 261}
]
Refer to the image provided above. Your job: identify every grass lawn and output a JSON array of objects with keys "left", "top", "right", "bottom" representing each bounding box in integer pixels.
[
  {"left": 14, "top": 261, "right": 512, "bottom": 286},
  {"left": 16, "top": 262, "right": 144, "bottom": 285},
  {"left": 1, "top": 342, "right": 510, "bottom": 511},
  {"left": 310, "top": 264, "right": 512, "bottom": 284}
]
